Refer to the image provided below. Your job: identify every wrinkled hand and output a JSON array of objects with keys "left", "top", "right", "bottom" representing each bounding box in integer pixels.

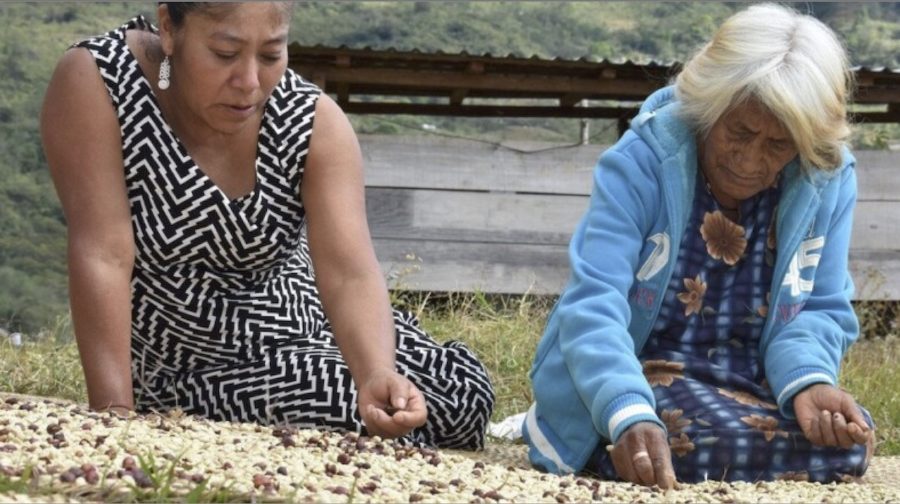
[
  {"left": 358, "top": 369, "right": 427, "bottom": 438},
  {"left": 794, "top": 384, "right": 872, "bottom": 449},
  {"left": 611, "top": 422, "right": 676, "bottom": 490}
]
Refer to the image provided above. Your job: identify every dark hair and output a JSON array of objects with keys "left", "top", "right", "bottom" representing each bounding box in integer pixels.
[
  {"left": 159, "top": 2, "right": 226, "bottom": 28},
  {"left": 159, "top": 2, "right": 292, "bottom": 29}
]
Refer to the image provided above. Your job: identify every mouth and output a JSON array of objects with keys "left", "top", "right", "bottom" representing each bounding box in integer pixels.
[
  {"left": 722, "top": 165, "right": 762, "bottom": 185},
  {"left": 222, "top": 103, "right": 258, "bottom": 119}
]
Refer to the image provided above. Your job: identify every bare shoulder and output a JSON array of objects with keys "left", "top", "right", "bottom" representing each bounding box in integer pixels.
[
  {"left": 312, "top": 93, "right": 350, "bottom": 132},
  {"left": 42, "top": 47, "right": 115, "bottom": 132},
  {"left": 46, "top": 46, "right": 105, "bottom": 95},
  {"left": 41, "top": 45, "right": 126, "bottom": 222},
  {"left": 41, "top": 44, "right": 121, "bottom": 177},
  {"left": 308, "top": 93, "right": 360, "bottom": 162}
]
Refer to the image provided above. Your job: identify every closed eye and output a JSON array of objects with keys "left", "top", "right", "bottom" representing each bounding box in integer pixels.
[
  {"left": 727, "top": 126, "right": 754, "bottom": 141},
  {"left": 769, "top": 140, "right": 792, "bottom": 152}
]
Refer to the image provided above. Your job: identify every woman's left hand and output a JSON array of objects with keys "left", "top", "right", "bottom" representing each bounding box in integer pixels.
[
  {"left": 358, "top": 369, "right": 427, "bottom": 438},
  {"left": 793, "top": 383, "right": 872, "bottom": 449}
]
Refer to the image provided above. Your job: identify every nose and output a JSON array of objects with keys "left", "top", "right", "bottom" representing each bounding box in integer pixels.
[
  {"left": 231, "top": 57, "right": 260, "bottom": 93},
  {"left": 732, "top": 140, "right": 768, "bottom": 177}
]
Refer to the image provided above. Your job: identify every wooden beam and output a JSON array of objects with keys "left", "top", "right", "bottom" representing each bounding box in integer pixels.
[
  {"left": 852, "top": 110, "right": 900, "bottom": 123},
  {"left": 366, "top": 188, "right": 587, "bottom": 243},
  {"left": 855, "top": 150, "right": 900, "bottom": 200},
  {"left": 856, "top": 75, "right": 875, "bottom": 86},
  {"left": 336, "top": 83, "right": 350, "bottom": 106},
  {"left": 359, "top": 136, "right": 900, "bottom": 198},
  {"left": 449, "top": 89, "right": 468, "bottom": 106},
  {"left": 854, "top": 87, "right": 900, "bottom": 104},
  {"left": 851, "top": 201, "right": 900, "bottom": 250},
  {"left": 294, "top": 66, "right": 661, "bottom": 99},
  {"left": 849, "top": 249, "right": 900, "bottom": 300},
  {"left": 617, "top": 116, "right": 630, "bottom": 138},
  {"left": 466, "top": 61, "right": 485, "bottom": 74},
  {"left": 342, "top": 102, "right": 639, "bottom": 118},
  {"left": 373, "top": 238, "right": 900, "bottom": 299},
  {"left": 359, "top": 134, "right": 599, "bottom": 195},
  {"left": 310, "top": 71, "right": 326, "bottom": 89},
  {"left": 289, "top": 47, "right": 897, "bottom": 93},
  {"left": 318, "top": 84, "right": 641, "bottom": 101},
  {"left": 374, "top": 238, "right": 570, "bottom": 294},
  {"left": 289, "top": 47, "right": 899, "bottom": 123},
  {"left": 559, "top": 94, "right": 584, "bottom": 107}
]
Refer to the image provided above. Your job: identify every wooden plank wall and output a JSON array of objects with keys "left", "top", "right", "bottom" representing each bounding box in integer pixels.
[{"left": 359, "top": 134, "right": 900, "bottom": 300}]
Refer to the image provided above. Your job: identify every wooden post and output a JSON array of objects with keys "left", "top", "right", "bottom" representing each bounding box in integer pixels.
[{"left": 617, "top": 116, "right": 629, "bottom": 138}]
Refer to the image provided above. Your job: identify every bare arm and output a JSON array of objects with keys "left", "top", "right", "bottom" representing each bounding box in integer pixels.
[
  {"left": 41, "top": 48, "right": 136, "bottom": 412},
  {"left": 302, "top": 94, "right": 426, "bottom": 436}
]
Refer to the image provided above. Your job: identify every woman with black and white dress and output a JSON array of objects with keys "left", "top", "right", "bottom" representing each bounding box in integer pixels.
[{"left": 41, "top": 2, "right": 494, "bottom": 449}]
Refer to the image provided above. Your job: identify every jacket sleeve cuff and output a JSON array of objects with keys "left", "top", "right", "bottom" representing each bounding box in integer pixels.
[
  {"left": 599, "top": 393, "right": 665, "bottom": 443},
  {"left": 773, "top": 366, "right": 836, "bottom": 419}
]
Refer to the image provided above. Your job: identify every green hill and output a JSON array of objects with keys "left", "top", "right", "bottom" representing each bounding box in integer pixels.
[{"left": 0, "top": 1, "right": 897, "bottom": 334}]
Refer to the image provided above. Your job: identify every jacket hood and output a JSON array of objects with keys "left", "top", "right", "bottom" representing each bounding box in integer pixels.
[
  {"left": 628, "top": 85, "right": 693, "bottom": 162},
  {"left": 638, "top": 85, "right": 677, "bottom": 116}
]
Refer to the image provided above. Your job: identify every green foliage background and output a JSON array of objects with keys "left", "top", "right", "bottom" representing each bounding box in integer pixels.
[{"left": 0, "top": 1, "right": 897, "bottom": 334}]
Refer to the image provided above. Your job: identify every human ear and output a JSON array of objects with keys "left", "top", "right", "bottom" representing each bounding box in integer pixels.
[{"left": 157, "top": 4, "right": 175, "bottom": 57}]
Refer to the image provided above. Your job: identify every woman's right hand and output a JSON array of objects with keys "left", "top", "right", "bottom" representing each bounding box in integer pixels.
[
  {"left": 794, "top": 384, "right": 872, "bottom": 449},
  {"left": 611, "top": 422, "right": 676, "bottom": 489},
  {"left": 357, "top": 368, "right": 427, "bottom": 439}
]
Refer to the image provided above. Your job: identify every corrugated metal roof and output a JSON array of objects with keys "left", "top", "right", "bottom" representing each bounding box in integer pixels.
[
  {"left": 854, "top": 66, "right": 900, "bottom": 74},
  {"left": 290, "top": 43, "right": 678, "bottom": 67},
  {"left": 291, "top": 43, "right": 899, "bottom": 73}
]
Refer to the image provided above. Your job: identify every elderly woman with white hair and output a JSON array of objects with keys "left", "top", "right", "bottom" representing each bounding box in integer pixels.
[{"left": 524, "top": 3, "right": 873, "bottom": 486}]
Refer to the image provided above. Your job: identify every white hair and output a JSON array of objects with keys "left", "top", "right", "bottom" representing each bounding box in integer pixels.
[{"left": 675, "top": 3, "right": 853, "bottom": 171}]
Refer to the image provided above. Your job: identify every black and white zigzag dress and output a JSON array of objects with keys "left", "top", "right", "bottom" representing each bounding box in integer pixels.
[{"left": 74, "top": 17, "right": 494, "bottom": 449}]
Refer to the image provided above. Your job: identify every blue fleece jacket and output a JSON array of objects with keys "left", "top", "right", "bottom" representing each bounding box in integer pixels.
[{"left": 523, "top": 86, "right": 859, "bottom": 474}]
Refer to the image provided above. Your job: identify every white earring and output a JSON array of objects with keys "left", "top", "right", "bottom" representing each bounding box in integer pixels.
[{"left": 158, "top": 55, "right": 171, "bottom": 90}]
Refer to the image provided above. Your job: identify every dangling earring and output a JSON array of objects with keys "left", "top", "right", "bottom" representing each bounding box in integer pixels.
[{"left": 158, "top": 55, "right": 171, "bottom": 90}]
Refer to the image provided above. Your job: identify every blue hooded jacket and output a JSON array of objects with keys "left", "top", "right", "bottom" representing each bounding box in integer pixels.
[{"left": 523, "top": 86, "right": 859, "bottom": 474}]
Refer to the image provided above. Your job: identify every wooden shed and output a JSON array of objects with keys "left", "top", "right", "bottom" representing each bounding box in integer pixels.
[
  {"left": 289, "top": 44, "right": 900, "bottom": 131},
  {"left": 288, "top": 45, "right": 900, "bottom": 300}
]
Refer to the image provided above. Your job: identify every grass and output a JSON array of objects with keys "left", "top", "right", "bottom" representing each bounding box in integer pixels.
[
  {"left": 0, "top": 466, "right": 36, "bottom": 495},
  {"left": 840, "top": 336, "right": 900, "bottom": 455},
  {"left": 1, "top": 295, "right": 898, "bottom": 456},
  {"left": 393, "top": 291, "right": 549, "bottom": 422},
  {"left": 0, "top": 329, "right": 85, "bottom": 403}
]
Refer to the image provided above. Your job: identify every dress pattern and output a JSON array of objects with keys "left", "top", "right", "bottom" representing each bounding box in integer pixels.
[
  {"left": 588, "top": 172, "right": 871, "bottom": 482},
  {"left": 74, "top": 17, "right": 494, "bottom": 449}
]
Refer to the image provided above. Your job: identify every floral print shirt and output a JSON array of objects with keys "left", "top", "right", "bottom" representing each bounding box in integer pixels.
[{"left": 643, "top": 170, "right": 782, "bottom": 383}]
